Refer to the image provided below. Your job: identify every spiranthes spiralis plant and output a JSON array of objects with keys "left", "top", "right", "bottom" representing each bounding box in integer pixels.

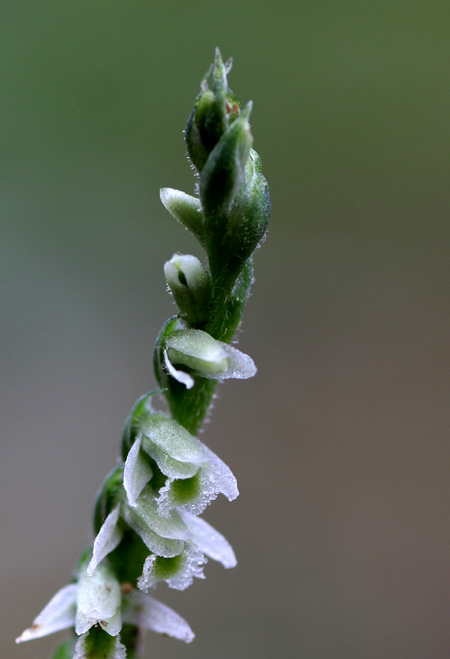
[{"left": 17, "top": 48, "right": 270, "bottom": 659}]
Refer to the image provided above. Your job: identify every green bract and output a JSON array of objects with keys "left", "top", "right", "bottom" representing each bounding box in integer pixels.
[{"left": 17, "top": 49, "right": 269, "bottom": 659}]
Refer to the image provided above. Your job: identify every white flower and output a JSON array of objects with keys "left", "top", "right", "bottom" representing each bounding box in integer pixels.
[
  {"left": 16, "top": 561, "right": 121, "bottom": 645},
  {"left": 123, "top": 414, "right": 238, "bottom": 518},
  {"left": 164, "top": 329, "right": 256, "bottom": 389},
  {"left": 75, "top": 561, "right": 122, "bottom": 636},
  {"left": 156, "top": 441, "right": 238, "bottom": 518},
  {"left": 16, "top": 561, "right": 194, "bottom": 649},
  {"left": 138, "top": 545, "right": 207, "bottom": 592},
  {"left": 88, "top": 487, "right": 236, "bottom": 595},
  {"left": 136, "top": 512, "right": 237, "bottom": 592}
]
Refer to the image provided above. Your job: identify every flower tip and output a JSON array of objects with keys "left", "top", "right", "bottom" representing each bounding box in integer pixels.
[
  {"left": 214, "top": 46, "right": 223, "bottom": 65},
  {"left": 242, "top": 100, "right": 253, "bottom": 116},
  {"left": 159, "top": 187, "right": 170, "bottom": 206}
]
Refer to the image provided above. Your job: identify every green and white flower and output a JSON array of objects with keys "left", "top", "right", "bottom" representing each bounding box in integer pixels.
[
  {"left": 164, "top": 328, "right": 256, "bottom": 389},
  {"left": 123, "top": 413, "right": 238, "bottom": 516},
  {"left": 88, "top": 488, "right": 236, "bottom": 594},
  {"left": 17, "top": 561, "right": 194, "bottom": 652}
]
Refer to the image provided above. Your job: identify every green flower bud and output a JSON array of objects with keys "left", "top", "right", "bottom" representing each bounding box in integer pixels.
[
  {"left": 200, "top": 102, "right": 253, "bottom": 220},
  {"left": 159, "top": 188, "right": 204, "bottom": 246},
  {"left": 185, "top": 48, "right": 240, "bottom": 173},
  {"left": 212, "top": 148, "right": 270, "bottom": 285},
  {"left": 164, "top": 254, "right": 212, "bottom": 325},
  {"left": 184, "top": 95, "right": 213, "bottom": 173}
]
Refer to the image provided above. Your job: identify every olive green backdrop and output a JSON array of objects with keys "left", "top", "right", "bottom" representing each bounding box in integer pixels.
[{"left": 2, "top": 2, "right": 449, "bottom": 658}]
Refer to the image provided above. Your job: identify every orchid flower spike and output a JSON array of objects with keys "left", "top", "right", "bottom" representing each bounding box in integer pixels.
[{"left": 18, "top": 48, "right": 269, "bottom": 659}]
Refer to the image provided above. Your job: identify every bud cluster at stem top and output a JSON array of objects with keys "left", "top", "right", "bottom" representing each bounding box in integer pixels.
[
  {"left": 185, "top": 49, "right": 241, "bottom": 174},
  {"left": 163, "top": 48, "right": 271, "bottom": 296}
]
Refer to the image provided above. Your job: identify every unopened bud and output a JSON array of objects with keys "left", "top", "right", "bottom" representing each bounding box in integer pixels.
[
  {"left": 160, "top": 188, "right": 204, "bottom": 246},
  {"left": 185, "top": 48, "right": 241, "bottom": 173},
  {"left": 200, "top": 102, "right": 253, "bottom": 220},
  {"left": 164, "top": 254, "right": 211, "bottom": 325},
  {"left": 224, "top": 148, "right": 271, "bottom": 264}
]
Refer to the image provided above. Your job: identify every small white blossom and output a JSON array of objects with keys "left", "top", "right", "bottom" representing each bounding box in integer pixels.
[
  {"left": 17, "top": 562, "right": 194, "bottom": 649},
  {"left": 138, "top": 545, "right": 206, "bottom": 592},
  {"left": 164, "top": 329, "right": 256, "bottom": 387},
  {"left": 122, "top": 415, "right": 238, "bottom": 518}
]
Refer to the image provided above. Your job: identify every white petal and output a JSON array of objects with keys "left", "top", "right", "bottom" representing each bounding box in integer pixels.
[
  {"left": 123, "top": 590, "right": 194, "bottom": 643},
  {"left": 214, "top": 341, "right": 257, "bottom": 379},
  {"left": 16, "top": 584, "right": 77, "bottom": 642},
  {"left": 88, "top": 505, "right": 123, "bottom": 576},
  {"left": 76, "top": 606, "right": 122, "bottom": 638},
  {"left": 143, "top": 443, "right": 199, "bottom": 480},
  {"left": 138, "top": 545, "right": 206, "bottom": 592},
  {"left": 164, "top": 349, "right": 194, "bottom": 388},
  {"left": 166, "top": 330, "right": 228, "bottom": 376},
  {"left": 142, "top": 415, "right": 205, "bottom": 463},
  {"left": 182, "top": 512, "right": 237, "bottom": 568},
  {"left": 123, "top": 436, "right": 153, "bottom": 507},
  {"left": 76, "top": 564, "right": 121, "bottom": 636},
  {"left": 132, "top": 488, "right": 189, "bottom": 539},
  {"left": 156, "top": 443, "right": 238, "bottom": 517},
  {"left": 122, "top": 489, "right": 187, "bottom": 558},
  {"left": 200, "top": 442, "right": 239, "bottom": 502},
  {"left": 99, "top": 607, "right": 122, "bottom": 636}
]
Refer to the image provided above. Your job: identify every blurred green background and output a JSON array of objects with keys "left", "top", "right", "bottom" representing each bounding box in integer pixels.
[{"left": 2, "top": 2, "right": 449, "bottom": 658}]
